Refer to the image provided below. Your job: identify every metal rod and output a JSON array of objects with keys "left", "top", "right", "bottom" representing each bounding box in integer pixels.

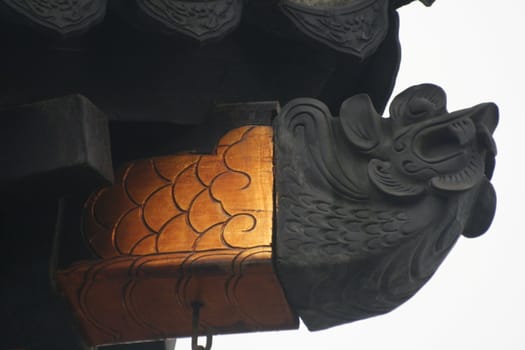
[{"left": 191, "top": 302, "right": 212, "bottom": 350}]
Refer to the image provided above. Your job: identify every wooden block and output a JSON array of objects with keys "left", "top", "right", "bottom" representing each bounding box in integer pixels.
[
  {"left": 56, "top": 126, "right": 298, "bottom": 346},
  {"left": 0, "top": 94, "right": 113, "bottom": 199}
]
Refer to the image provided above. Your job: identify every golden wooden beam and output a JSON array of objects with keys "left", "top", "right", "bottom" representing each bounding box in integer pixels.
[{"left": 56, "top": 126, "right": 297, "bottom": 346}]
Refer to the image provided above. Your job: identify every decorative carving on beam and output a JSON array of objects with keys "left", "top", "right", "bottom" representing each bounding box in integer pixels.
[
  {"left": 273, "top": 84, "right": 498, "bottom": 330},
  {"left": 280, "top": 0, "right": 390, "bottom": 59},
  {"left": 135, "top": 0, "right": 242, "bottom": 41},
  {"left": 83, "top": 126, "right": 273, "bottom": 258},
  {"left": 1, "top": 0, "right": 107, "bottom": 36},
  {"left": 0, "top": 0, "right": 434, "bottom": 45},
  {"left": 56, "top": 84, "right": 497, "bottom": 345},
  {"left": 56, "top": 126, "right": 297, "bottom": 346}
]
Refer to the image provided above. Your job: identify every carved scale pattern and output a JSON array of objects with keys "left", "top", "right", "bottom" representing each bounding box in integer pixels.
[
  {"left": 280, "top": 0, "right": 389, "bottom": 58},
  {"left": 3, "top": 0, "right": 107, "bottom": 35},
  {"left": 136, "top": 0, "right": 242, "bottom": 41},
  {"left": 273, "top": 84, "right": 498, "bottom": 331},
  {"left": 83, "top": 126, "right": 273, "bottom": 257},
  {"left": 1, "top": 0, "right": 433, "bottom": 48},
  {"left": 56, "top": 126, "right": 297, "bottom": 346}
]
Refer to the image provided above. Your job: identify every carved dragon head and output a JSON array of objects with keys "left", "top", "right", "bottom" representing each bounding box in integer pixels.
[
  {"left": 274, "top": 83, "right": 498, "bottom": 330},
  {"left": 341, "top": 83, "right": 498, "bottom": 236}
]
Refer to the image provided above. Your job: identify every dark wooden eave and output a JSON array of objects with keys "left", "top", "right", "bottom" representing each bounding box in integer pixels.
[{"left": 0, "top": 0, "right": 434, "bottom": 57}]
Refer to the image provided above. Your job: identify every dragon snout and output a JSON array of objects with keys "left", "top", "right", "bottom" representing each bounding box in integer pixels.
[
  {"left": 470, "top": 102, "right": 499, "bottom": 178},
  {"left": 470, "top": 102, "right": 499, "bottom": 134},
  {"left": 422, "top": 102, "right": 498, "bottom": 177},
  {"left": 459, "top": 103, "right": 498, "bottom": 238},
  {"left": 415, "top": 102, "right": 498, "bottom": 164},
  {"left": 409, "top": 102, "right": 499, "bottom": 194}
]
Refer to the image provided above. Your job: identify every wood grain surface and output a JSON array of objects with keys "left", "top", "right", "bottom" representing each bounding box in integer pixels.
[{"left": 56, "top": 126, "right": 297, "bottom": 346}]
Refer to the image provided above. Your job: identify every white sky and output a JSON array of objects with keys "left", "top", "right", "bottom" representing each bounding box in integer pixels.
[{"left": 178, "top": 1, "right": 525, "bottom": 349}]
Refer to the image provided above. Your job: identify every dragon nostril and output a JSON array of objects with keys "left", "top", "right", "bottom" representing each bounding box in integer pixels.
[{"left": 478, "top": 123, "right": 498, "bottom": 156}]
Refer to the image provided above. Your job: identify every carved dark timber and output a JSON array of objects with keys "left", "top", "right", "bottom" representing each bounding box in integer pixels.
[
  {"left": 134, "top": 0, "right": 243, "bottom": 41},
  {"left": 3, "top": 0, "right": 503, "bottom": 348},
  {"left": 0, "top": 0, "right": 436, "bottom": 124},
  {"left": 276, "top": 0, "right": 435, "bottom": 58},
  {"left": 280, "top": 0, "right": 390, "bottom": 59},
  {"left": 0, "top": 0, "right": 433, "bottom": 49},
  {"left": 0, "top": 94, "right": 113, "bottom": 198},
  {"left": 1, "top": 0, "right": 107, "bottom": 36},
  {"left": 274, "top": 84, "right": 498, "bottom": 330}
]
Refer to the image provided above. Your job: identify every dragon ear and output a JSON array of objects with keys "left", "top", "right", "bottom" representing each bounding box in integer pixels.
[
  {"left": 339, "top": 94, "right": 383, "bottom": 152},
  {"left": 368, "top": 159, "right": 425, "bottom": 198},
  {"left": 462, "top": 177, "right": 497, "bottom": 238}
]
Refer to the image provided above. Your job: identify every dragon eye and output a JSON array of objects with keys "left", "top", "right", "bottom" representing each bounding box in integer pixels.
[
  {"left": 390, "top": 84, "right": 447, "bottom": 126},
  {"left": 406, "top": 97, "right": 441, "bottom": 123}
]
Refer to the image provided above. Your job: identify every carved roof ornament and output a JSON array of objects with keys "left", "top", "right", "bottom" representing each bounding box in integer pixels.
[
  {"left": 280, "top": 0, "right": 389, "bottom": 59},
  {"left": 280, "top": 0, "right": 434, "bottom": 59},
  {"left": 274, "top": 83, "right": 498, "bottom": 330},
  {"left": 1, "top": 0, "right": 107, "bottom": 36},
  {"left": 55, "top": 84, "right": 498, "bottom": 346},
  {"left": 134, "top": 0, "right": 243, "bottom": 41},
  {"left": 0, "top": 0, "right": 433, "bottom": 48}
]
